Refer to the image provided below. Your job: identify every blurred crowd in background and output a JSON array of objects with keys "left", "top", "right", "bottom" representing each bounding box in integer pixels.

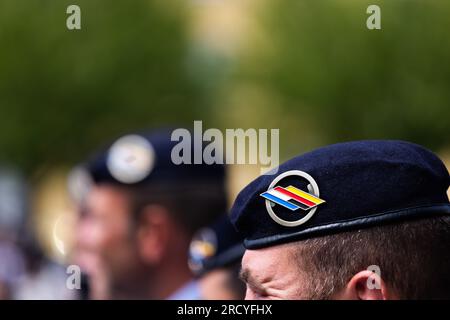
[{"left": 0, "top": 0, "right": 450, "bottom": 299}]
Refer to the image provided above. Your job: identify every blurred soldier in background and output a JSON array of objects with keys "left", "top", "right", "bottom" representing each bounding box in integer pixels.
[
  {"left": 0, "top": 167, "right": 73, "bottom": 300},
  {"left": 0, "top": 167, "right": 26, "bottom": 299},
  {"left": 72, "top": 129, "right": 227, "bottom": 299},
  {"left": 188, "top": 214, "right": 245, "bottom": 300}
]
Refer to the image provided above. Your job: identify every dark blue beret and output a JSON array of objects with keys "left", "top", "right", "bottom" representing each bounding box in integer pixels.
[
  {"left": 230, "top": 140, "right": 450, "bottom": 249},
  {"left": 189, "top": 214, "right": 245, "bottom": 276},
  {"left": 86, "top": 128, "right": 225, "bottom": 187}
]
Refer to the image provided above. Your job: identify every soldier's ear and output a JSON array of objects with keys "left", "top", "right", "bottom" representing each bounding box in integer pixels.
[
  {"left": 335, "top": 270, "right": 393, "bottom": 300},
  {"left": 136, "top": 204, "right": 171, "bottom": 264}
]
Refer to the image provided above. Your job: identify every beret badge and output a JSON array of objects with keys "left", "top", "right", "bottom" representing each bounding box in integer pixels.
[{"left": 260, "top": 170, "right": 326, "bottom": 227}]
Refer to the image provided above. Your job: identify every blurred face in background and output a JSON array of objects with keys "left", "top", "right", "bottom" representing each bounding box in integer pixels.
[{"left": 76, "top": 184, "right": 147, "bottom": 298}]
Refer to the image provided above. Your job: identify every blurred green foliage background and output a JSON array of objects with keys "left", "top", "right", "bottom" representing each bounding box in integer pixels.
[
  {"left": 0, "top": 0, "right": 449, "bottom": 176},
  {"left": 0, "top": 0, "right": 205, "bottom": 174},
  {"left": 227, "top": 0, "right": 450, "bottom": 157}
]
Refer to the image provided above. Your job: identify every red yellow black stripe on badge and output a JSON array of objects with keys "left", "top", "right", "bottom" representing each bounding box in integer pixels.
[{"left": 260, "top": 185, "right": 325, "bottom": 211}]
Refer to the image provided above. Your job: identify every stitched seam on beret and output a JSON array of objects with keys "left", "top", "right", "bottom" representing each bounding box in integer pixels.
[{"left": 244, "top": 203, "right": 450, "bottom": 249}]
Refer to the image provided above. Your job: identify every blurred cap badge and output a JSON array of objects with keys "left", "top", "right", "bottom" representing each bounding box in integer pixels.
[
  {"left": 107, "top": 134, "right": 155, "bottom": 184},
  {"left": 188, "top": 228, "right": 217, "bottom": 273},
  {"left": 260, "top": 170, "right": 325, "bottom": 227}
]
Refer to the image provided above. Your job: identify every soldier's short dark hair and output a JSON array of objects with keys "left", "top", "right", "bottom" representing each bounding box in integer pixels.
[{"left": 292, "top": 216, "right": 450, "bottom": 299}]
